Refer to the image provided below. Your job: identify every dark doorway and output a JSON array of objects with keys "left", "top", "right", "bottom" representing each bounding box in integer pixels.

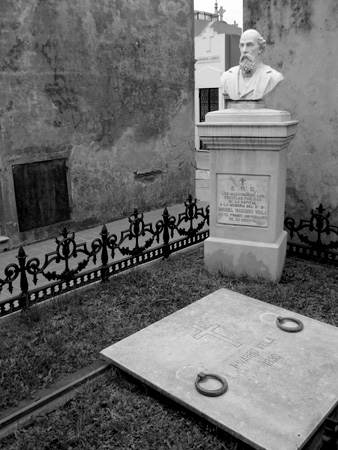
[{"left": 13, "top": 159, "right": 71, "bottom": 232}]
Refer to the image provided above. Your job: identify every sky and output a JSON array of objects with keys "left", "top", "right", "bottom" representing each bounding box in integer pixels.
[{"left": 193, "top": 0, "right": 243, "bottom": 28}]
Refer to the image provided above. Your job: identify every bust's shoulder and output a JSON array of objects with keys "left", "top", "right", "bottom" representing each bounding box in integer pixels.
[
  {"left": 261, "top": 63, "right": 275, "bottom": 72},
  {"left": 261, "top": 63, "right": 284, "bottom": 82}
]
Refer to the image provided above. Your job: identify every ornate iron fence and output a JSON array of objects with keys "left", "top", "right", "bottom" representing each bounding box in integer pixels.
[
  {"left": 1, "top": 198, "right": 337, "bottom": 319},
  {"left": 285, "top": 204, "right": 338, "bottom": 265},
  {"left": 0, "top": 196, "right": 209, "bottom": 319}
]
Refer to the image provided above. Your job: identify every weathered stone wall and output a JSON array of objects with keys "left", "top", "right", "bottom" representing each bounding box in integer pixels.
[
  {"left": 0, "top": 0, "right": 195, "bottom": 247},
  {"left": 244, "top": 0, "right": 338, "bottom": 220}
]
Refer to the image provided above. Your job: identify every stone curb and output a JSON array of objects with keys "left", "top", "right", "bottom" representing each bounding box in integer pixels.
[{"left": 0, "top": 359, "right": 112, "bottom": 440}]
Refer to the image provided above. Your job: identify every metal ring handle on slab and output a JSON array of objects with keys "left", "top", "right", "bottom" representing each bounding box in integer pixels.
[
  {"left": 276, "top": 316, "right": 304, "bottom": 333},
  {"left": 195, "top": 372, "right": 228, "bottom": 397}
]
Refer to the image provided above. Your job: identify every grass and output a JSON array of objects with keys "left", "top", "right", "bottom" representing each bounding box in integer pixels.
[{"left": 0, "top": 246, "right": 338, "bottom": 449}]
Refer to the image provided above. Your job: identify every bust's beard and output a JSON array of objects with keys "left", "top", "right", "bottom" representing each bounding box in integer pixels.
[{"left": 239, "top": 55, "right": 257, "bottom": 74}]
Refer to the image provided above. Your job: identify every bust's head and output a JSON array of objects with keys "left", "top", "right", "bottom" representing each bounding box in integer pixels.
[
  {"left": 239, "top": 30, "right": 267, "bottom": 74},
  {"left": 221, "top": 28, "right": 283, "bottom": 100}
]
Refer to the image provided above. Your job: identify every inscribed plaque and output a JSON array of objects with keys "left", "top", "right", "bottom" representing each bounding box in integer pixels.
[{"left": 217, "top": 174, "right": 269, "bottom": 227}]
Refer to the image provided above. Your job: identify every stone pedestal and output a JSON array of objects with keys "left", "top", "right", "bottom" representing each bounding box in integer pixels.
[{"left": 197, "top": 101, "right": 298, "bottom": 282}]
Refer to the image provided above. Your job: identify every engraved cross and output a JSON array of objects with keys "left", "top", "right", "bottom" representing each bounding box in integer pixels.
[{"left": 192, "top": 324, "right": 242, "bottom": 347}]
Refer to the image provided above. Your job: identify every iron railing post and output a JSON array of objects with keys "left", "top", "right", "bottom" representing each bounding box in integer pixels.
[
  {"left": 186, "top": 195, "right": 197, "bottom": 237},
  {"left": 162, "top": 207, "right": 170, "bottom": 259},
  {"left": 100, "top": 224, "right": 109, "bottom": 283},
  {"left": 17, "top": 246, "right": 29, "bottom": 309}
]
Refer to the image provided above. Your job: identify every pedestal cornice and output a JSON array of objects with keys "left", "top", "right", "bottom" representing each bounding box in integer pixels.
[
  {"left": 199, "top": 135, "right": 296, "bottom": 152},
  {"left": 197, "top": 107, "right": 299, "bottom": 143}
]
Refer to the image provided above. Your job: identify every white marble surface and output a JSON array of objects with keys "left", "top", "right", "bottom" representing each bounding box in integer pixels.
[
  {"left": 197, "top": 107, "right": 298, "bottom": 281},
  {"left": 101, "top": 288, "right": 338, "bottom": 450}
]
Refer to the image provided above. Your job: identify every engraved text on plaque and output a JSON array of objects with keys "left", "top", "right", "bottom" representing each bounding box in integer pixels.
[{"left": 217, "top": 174, "right": 269, "bottom": 227}]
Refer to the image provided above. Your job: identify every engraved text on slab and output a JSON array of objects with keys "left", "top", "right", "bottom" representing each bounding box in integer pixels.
[{"left": 217, "top": 174, "right": 269, "bottom": 227}]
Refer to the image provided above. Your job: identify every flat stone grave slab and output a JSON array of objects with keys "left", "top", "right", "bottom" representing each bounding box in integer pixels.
[{"left": 100, "top": 288, "right": 338, "bottom": 450}]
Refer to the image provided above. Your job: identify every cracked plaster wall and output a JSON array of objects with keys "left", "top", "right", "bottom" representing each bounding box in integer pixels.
[
  {"left": 0, "top": 0, "right": 195, "bottom": 247},
  {"left": 244, "top": 0, "right": 338, "bottom": 221}
]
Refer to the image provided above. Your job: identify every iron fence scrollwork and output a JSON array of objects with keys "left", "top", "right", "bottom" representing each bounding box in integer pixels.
[
  {"left": 0, "top": 195, "right": 209, "bottom": 318},
  {"left": 2, "top": 196, "right": 338, "bottom": 319},
  {"left": 284, "top": 204, "right": 338, "bottom": 265}
]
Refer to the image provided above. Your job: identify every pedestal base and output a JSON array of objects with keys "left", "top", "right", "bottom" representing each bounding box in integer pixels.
[{"left": 204, "top": 230, "right": 287, "bottom": 282}]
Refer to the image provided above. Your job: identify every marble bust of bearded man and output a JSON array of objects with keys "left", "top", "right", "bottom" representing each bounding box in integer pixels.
[{"left": 220, "top": 29, "right": 284, "bottom": 101}]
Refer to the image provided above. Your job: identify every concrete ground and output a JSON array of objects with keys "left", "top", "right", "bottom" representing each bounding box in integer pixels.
[{"left": 0, "top": 152, "right": 210, "bottom": 306}]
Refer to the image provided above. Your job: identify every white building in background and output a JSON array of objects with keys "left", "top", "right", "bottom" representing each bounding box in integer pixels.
[{"left": 194, "top": 3, "right": 241, "bottom": 149}]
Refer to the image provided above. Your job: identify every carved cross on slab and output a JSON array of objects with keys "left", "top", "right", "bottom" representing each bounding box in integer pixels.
[{"left": 192, "top": 323, "right": 242, "bottom": 347}]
